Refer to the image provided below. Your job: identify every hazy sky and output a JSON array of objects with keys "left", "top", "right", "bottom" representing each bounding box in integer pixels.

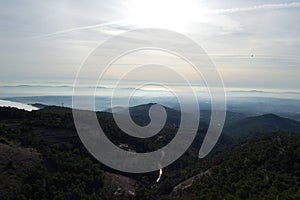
[{"left": 0, "top": 0, "right": 299, "bottom": 91}]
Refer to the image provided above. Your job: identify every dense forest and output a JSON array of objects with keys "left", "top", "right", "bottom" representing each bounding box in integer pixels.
[{"left": 0, "top": 105, "right": 300, "bottom": 200}]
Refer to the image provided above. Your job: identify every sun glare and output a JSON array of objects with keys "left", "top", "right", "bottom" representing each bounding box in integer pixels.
[{"left": 125, "top": 0, "right": 201, "bottom": 32}]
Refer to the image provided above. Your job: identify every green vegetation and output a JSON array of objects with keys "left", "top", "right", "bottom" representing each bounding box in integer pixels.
[
  {"left": 0, "top": 106, "right": 300, "bottom": 199},
  {"left": 172, "top": 132, "right": 300, "bottom": 200},
  {"left": 224, "top": 113, "right": 300, "bottom": 142}
]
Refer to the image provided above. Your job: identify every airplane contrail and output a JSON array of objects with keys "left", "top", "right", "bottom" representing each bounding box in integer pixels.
[
  {"left": 212, "top": 2, "right": 300, "bottom": 14},
  {"left": 0, "top": 20, "right": 127, "bottom": 45},
  {"left": 31, "top": 20, "right": 126, "bottom": 39}
]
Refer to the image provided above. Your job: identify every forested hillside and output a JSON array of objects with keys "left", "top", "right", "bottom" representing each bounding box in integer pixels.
[{"left": 0, "top": 106, "right": 300, "bottom": 200}]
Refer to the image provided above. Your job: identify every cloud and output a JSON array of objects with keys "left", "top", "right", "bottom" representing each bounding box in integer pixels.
[{"left": 212, "top": 2, "right": 300, "bottom": 14}]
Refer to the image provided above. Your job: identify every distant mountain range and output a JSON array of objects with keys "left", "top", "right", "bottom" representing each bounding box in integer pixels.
[
  {"left": 107, "top": 103, "right": 247, "bottom": 127},
  {"left": 224, "top": 113, "right": 300, "bottom": 142},
  {"left": 3, "top": 95, "right": 300, "bottom": 118}
]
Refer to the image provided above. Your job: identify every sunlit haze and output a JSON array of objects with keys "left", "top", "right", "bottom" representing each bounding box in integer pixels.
[{"left": 0, "top": 0, "right": 299, "bottom": 93}]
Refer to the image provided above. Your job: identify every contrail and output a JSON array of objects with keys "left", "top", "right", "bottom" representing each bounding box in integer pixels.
[
  {"left": 31, "top": 20, "right": 126, "bottom": 39},
  {"left": 0, "top": 20, "right": 127, "bottom": 45},
  {"left": 212, "top": 2, "right": 300, "bottom": 14}
]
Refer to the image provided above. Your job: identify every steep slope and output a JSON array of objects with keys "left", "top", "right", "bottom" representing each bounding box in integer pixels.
[
  {"left": 0, "top": 138, "right": 41, "bottom": 197},
  {"left": 172, "top": 132, "right": 300, "bottom": 200}
]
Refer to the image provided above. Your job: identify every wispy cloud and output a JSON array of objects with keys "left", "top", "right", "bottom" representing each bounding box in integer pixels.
[{"left": 212, "top": 2, "right": 300, "bottom": 14}]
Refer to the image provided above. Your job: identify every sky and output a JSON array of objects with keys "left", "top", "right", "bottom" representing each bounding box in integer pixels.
[{"left": 0, "top": 0, "right": 300, "bottom": 92}]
